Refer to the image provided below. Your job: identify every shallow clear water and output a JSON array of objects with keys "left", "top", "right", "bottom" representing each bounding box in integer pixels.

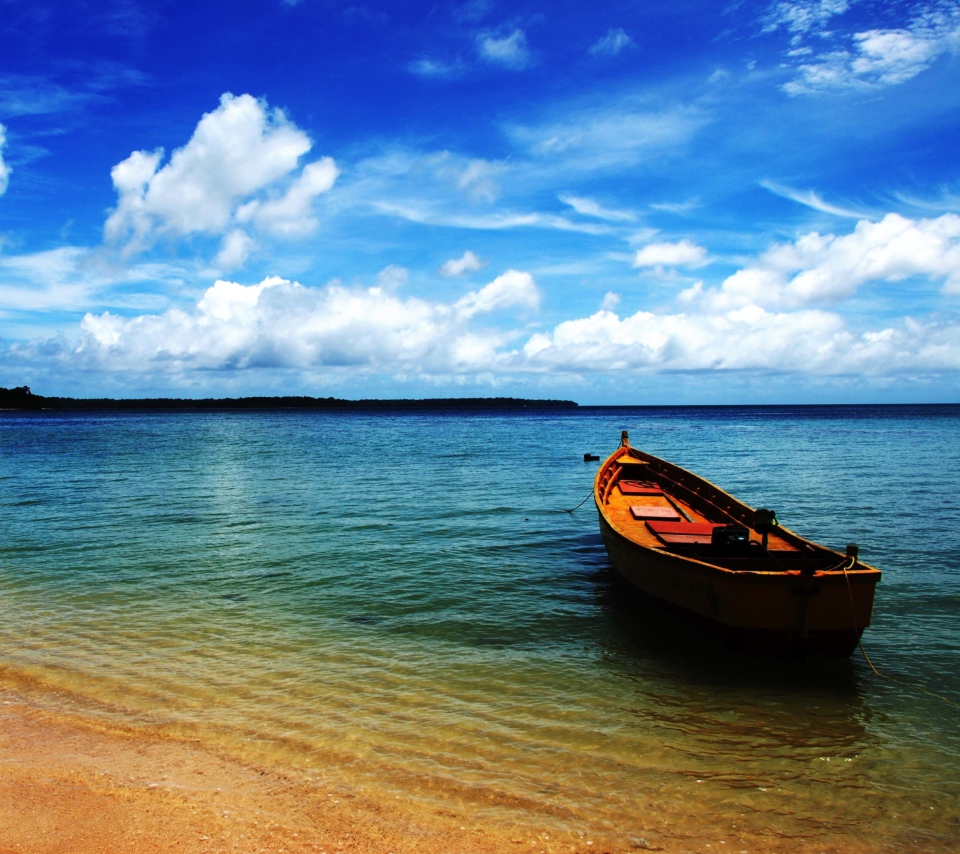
[{"left": 1, "top": 407, "right": 958, "bottom": 849}]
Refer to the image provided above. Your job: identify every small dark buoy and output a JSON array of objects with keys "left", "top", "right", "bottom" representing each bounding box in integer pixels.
[{"left": 583, "top": 453, "right": 600, "bottom": 462}]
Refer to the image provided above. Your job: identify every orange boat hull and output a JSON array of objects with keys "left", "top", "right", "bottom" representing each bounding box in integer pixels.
[{"left": 595, "top": 443, "right": 881, "bottom": 658}]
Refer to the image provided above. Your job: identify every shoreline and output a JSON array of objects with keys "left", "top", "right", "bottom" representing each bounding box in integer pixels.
[
  {"left": 0, "top": 680, "right": 919, "bottom": 854},
  {"left": 1, "top": 688, "right": 614, "bottom": 854}
]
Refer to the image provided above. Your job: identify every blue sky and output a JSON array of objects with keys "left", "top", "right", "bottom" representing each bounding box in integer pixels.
[{"left": 1, "top": 0, "right": 959, "bottom": 403}]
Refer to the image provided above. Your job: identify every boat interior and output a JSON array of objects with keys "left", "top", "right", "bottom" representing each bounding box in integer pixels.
[{"left": 598, "top": 449, "right": 847, "bottom": 574}]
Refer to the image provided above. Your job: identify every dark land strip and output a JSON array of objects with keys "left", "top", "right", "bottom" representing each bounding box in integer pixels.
[{"left": 0, "top": 386, "right": 578, "bottom": 412}]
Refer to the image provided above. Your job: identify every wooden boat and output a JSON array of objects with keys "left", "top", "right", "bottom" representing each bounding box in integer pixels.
[{"left": 595, "top": 432, "right": 881, "bottom": 658}]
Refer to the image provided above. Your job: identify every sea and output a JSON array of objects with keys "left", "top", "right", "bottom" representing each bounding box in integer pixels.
[{"left": 1, "top": 405, "right": 958, "bottom": 850}]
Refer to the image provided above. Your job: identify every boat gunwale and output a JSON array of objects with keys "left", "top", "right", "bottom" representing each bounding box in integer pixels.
[{"left": 593, "top": 445, "right": 882, "bottom": 581}]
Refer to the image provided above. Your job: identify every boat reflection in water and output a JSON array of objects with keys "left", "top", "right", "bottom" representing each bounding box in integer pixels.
[{"left": 595, "top": 431, "right": 882, "bottom": 657}]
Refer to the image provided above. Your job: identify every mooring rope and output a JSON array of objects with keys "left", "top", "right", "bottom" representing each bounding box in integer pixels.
[
  {"left": 841, "top": 558, "right": 960, "bottom": 710},
  {"left": 564, "top": 488, "right": 595, "bottom": 513}
]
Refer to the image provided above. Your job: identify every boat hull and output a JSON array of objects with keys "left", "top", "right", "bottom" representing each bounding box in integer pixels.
[{"left": 598, "top": 509, "right": 877, "bottom": 658}]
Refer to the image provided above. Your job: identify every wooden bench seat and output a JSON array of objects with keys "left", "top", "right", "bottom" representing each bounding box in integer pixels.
[
  {"left": 629, "top": 505, "right": 682, "bottom": 521},
  {"left": 618, "top": 480, "right": 664, "bottom": 496}
]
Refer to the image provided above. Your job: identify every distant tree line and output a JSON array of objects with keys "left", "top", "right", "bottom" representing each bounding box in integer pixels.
[{"left": 0, "top": 386, "right": 578, "bottom": 411}]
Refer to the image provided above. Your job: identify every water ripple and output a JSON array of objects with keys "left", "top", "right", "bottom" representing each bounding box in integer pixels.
[{"left": 0, "top": 407, "right": 958, "bottom": 847}]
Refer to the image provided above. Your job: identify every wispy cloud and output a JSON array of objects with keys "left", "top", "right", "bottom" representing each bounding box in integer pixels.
[
  {"left": 0, "top": 74, "right": 93, "bottom": 117},
  {"left": 477, "top": 30, "right": 531, "bottom": 70},
  {"left": 0, "top": 247, "right": 96, "bottom": 312},
  {"left": 0, "top": 124, "right": 10, "bottom": 195},
  {"left": 439, "top": 250, "right": 487, "bottom": 277},
  {"left": 510, "top": 102, "right": 706, "bottom": 169},
  {"left": 452, "top": 157, "right": 505, "bottom": 202},
  {"left": 372, "top": 201, "right": 611, "bottom": 234},
  {"left": 763, "top": 0, "right": 851, "bottom": 38},
  {"left": 600, "top": 291, "right": 620, "bottom": 311},
  {"left": 343, "top": 6, "right": 389, "bottom": 26},
  {"left": 589, "top": 28, "right": 634, "bottom": 56},
  {"left": 559, "top": 194, "right": 636, "bottom": 221},
  {"left": 0, "top": 63, "right": 146, "bottom": 119},
  {"left": 760, "top": 180, "right": 869, "bottom": 218},
  {"left": 214, "top": 229, "right": 256, "bottom": 271},
  {"left": 0, "top": 246, "right": 189, "bottom": 314},
  {"left": 408, "top": 57, "right": 466, "bottom": 79},
  {"left": 93, "top": 1, "right": 160, "bottom": 40},
  {"left": 768, "top": 1, "right": 960, "bottom": 93},
  {"left": 892, "top": 187, "right": 960, "bottom": 214},
  {"left": 454, "top": 0, "right": 491, "bottom": 23},
  {"left": 648, "top": 198, "right": 700, "bottom": 214}
]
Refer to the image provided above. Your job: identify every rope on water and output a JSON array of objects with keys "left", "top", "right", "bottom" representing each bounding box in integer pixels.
[
  {"left": 841, "top": 558, "right": 960, "bottom": 710},
  {"left": 564, "top": 488, "right": 595, "bottom": 513}
]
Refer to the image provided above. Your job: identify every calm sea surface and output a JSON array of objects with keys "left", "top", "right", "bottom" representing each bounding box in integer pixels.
[{"left": 1, "top": 406, "right": 958, "bottom": 849}]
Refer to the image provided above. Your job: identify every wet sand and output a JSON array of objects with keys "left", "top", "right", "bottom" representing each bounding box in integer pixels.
[
  {"left": 0, "top": 691, "right": 630, "bottom": 854},
  {"left": 0, "top": 688, "right": 934, "bottom": 854}
]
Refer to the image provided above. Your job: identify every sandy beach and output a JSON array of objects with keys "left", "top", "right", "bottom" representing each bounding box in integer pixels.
[
  {"left": 1, "top": 689, "right": 602, "bottom": 854},
  {"left": 1, "top": 685, "right": 917, "bottom": 854}
]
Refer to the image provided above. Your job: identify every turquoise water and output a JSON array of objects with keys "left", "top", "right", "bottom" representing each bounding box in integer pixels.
[{"left": 1, "top": 406, "right": 958, "bottom": 849}]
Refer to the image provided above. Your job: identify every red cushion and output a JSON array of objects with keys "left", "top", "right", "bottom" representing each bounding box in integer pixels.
[
  {"left": 646, "top": 520, "right": 719, "bottom": 545},
  {"left": 646, "top": 521, "right": 717, "bottom": 534}
]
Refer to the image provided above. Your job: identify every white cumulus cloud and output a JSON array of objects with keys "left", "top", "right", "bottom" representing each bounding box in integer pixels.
[
  {"left": 8, "top": 209, "right": 960, "bottom": 385},
  {"left": 692, "top": 213, "right": 960, "bottom": 310},
  {"left": 522, "top": 305, "right": 847, "bottom": 372},
  {"left": 26, "top": 270, "right": 541, "bottom": 375},
  {"left": 0, "top": 123, "right": 10, "bottom": 195},
  {"left": 633, "top": 239, "right": 708, "bottom": 268},
  {"left": 520, "top": 305, "right": 960, "bottom": 375},
  {"left": 439, "top": 250, "right": 487, "bottom": 277},
  {"left": 235, "top": 157, "right": 338, "bottom": 237},
  {"left": 454, "top": 269, "right": 539, "bottom": 318},
  {"left": 5, "top": 257, "right": 960, "bottom": 381},
  {"left": 104, "top": 93, "right": 337, "bottom": 256},
  {"left": 477, "top": 30, "right": 530, "bottom": 69}
]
